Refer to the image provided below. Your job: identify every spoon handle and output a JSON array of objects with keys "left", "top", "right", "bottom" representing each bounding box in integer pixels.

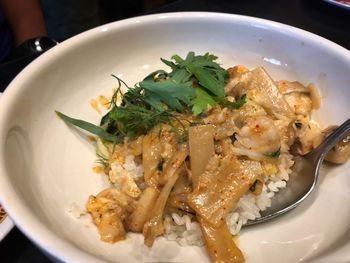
[{"left": 311, "top": 119, "right": 350, "bottom": 161}]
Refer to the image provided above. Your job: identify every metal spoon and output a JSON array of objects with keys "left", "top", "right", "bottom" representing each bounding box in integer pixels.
[{"left": 246, "top": 118, "right": 350, "bottom": 226}]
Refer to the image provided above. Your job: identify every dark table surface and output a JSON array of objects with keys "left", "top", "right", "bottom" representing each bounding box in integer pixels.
[{"left": 1, "top": 0, "right": 349, "bottom": 262}]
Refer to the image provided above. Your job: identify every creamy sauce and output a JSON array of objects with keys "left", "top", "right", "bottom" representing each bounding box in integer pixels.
[
  {"left": 98, "top": 95, "right": 111, "bottom": 109},
  {"left": 90, "top": 99, "right": 101, "bottom": 114},
  {"left": 88, "top": 136, "right": 97, "bottom": 142},
  {"left": 92, "top": 166, "right": 104, "bottom": 174}
]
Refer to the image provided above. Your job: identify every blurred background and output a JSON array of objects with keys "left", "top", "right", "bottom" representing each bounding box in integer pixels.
[
  {"left": 25, "top": 0, "right": 350, "bottom": 48},
  {"left": 41, "top": 0, "right": 177, "bottom": 41},
  {"left": 1, "top": 0, "right": 349, "bottom": 61},
  {"left": 0, "top": 0, "right": 176, "bottom": 62},
  {"left": 1, "top": 0, "right": 349, "bottom": 90},
  {"left": 0, "top": 0, "right": 177, "bottom": 89}
]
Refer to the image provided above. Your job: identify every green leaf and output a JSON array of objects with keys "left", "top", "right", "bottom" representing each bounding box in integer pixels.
[
  {"left": 184, "top": 51, "right": 195, "bottom": 65},
  {"left": 192, "top": 88, "right": 217, "bottom": 115},
  {"left": 160, "top": 52, "right": 228, "bottom": 100},
  {"left": 227, "top": 94, "right": 247, "bottom": 109},
  {"left": 157, "top": 158, "right": 165, "bottom": 171},
  {"left": 187, "top": 64, "right": 225, "bottom": 98},
  {"left": 56, "top": 111, "right": 120, "bottom": 142},
  {"left": 295, "top": 122, "right": 303, "bottom": 129},
  {"left": 249, "top": 180, "right": 258, "bottom": 192},
  {"left": 143, "top": 92, "right": 166, "bottom": 111},
  {"left": 108, "top": 105, "right": 174, "bottom": 140},
  {"left": 171, "top": 54, "right": 184, "bottom": 64},
  {"left": 139, "top": 79, "right": 195, "bottom": 111},
  {"left": 190, "top": 55, "right": 221, "bottom": 69},
  {"left": 216, "top": 94, "right": 247, "bottom": 109},
  {"left": 171, "top": 68, "right": 191, "bottom": 83},
  {"left": 211, "top": 68, "right": 229, "bottom": 83},
  {"left": 142, "top": 70, "right": 169, "bottom": 81},
  {"left": 265, "top": 148, "right": 281, "bottom": 158},
  {"left": 160, "top": 58, "right": 178, "bottom": 71}
]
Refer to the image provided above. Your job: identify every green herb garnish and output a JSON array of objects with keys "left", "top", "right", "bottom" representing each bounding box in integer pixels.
[
  {"left": 265, "top": 148, "right": 281, "bottom": 158},
  {"left": 219, "top": 94, "right": 247, "bottom": 110},
  {"left": 139, "top": 78, "right": 195, "bottom": 111},
  {"left": 56, "top": 111, "right": 121, "bottom": 143},
  {"left": 249, "top": 180, "right": 258, "bottom": 192},
  {"left": 295, "top": 122, "right": 302, "bottom": 129},
  {"left": 230, "top": 133, "right": 237, "bottom": 144},
  {"left": 108, "top": 105, "right": 174, "bottom": 138},
  {"left": 95, "top": 154, "right": 109, "bottom": 168},
  {"left": 56, "top": 52, "right": 247, "bottom": 144},
  {"left": 161, "top": 52, "right": 230, "bottom": 114},
  {"left": 192, "top": 88, "right": 217, "bottom": 116},
  {"left": 157, "top": 158, "right": 165, "bottom": 171}
]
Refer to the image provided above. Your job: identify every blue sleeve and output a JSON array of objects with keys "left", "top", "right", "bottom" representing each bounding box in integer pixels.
[{"left": 0, "top": 10, "right": 14, "bottom": 63}]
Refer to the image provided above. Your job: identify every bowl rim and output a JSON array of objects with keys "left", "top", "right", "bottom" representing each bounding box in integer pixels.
[{"left": 0, "top": 11, "right": 349, "bottom": 262}]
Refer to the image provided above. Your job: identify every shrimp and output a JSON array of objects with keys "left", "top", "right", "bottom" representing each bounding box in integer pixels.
[
  {"left": 235, "top": 116, "right": 281, "bottom": 154},
  {"left": 323, "top": 125, "right": 350, "bottom": 164},
  {"left": 276, "top": 80, "right": 320, "bottom": 116},
  {"left": 86, "top": 188, "right": 136, "bottom": 243},
  {"left": 290, "top": 117, "right": 323, "bottom": 155}
]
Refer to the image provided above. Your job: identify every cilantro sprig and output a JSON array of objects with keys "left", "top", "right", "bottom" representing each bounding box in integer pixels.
[{"left": 161, "top": 52, "right": 228, "bottom": 113}]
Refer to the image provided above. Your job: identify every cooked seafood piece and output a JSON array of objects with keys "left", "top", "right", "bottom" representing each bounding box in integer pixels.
[
  {"left": 235, "top": 116, "right": 281, "bottom": 154},
  {"left": 290, "top": 118, "right": 323, "bottom": 155},
  {"left": 226, "top": 67, "right": 294, "bottom": 119},
  {"left": 323, "top": 126, "right": 350, "bottom": 164},
  {"left": 86, "top": 188, "right": 136, "bottom": 242}
]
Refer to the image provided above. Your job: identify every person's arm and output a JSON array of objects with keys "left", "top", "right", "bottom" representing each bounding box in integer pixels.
[{"left": 0, "top": 0, "right": 47, "bottom": 46}]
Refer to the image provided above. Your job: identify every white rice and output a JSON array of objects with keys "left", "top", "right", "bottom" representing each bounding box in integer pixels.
[
  {"left": 109, "top": 153, "right": 293, "bottom": 247},
  {"left": 67, "top": 202, "right": 86, "bottom": 218},
  {"left": 109, "top": 155, "right": 144, "bottom": 185},
  {"left": 163, "top": 213, "right": 204, "bottom": 247}
]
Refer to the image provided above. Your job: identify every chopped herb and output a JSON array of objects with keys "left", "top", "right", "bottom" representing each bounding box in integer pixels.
[
  {"left": 108, "top": 105, "right": 175, "bottom": 140},
  {"left": 265, "top": 148, "right": 281, "bottom": 158},
  {"left": 189, "top": 122, "right": 203, "bottom": 127},
  {"left": 228, "top": 94, "right": 247, "bottom": 109},
  {"left": 249, "top": 180, "right": 258, "bottom": 192},
  {"left": 179, "top": 135, "right": 188, "bottom": 144},
  {"left": 176, "top": 128, "right": 188, "bottom": 144},
  {"left": 198, "top": 112, "right": 207, "bottom": 118},
  {"left": 95, "top": 154, "right": 109, "bottom": 168},
  {"left": 157, "top": 159, "right": 165, "bottom": 171},
  {"left": 219, "top": 94, "right": 247, "bottom": 109},
  {"left": 230, "top": 133, "right": 237, "bottom": 144},
  {"left": 295, "top": 122, "right": 303, "bottom": 129}
]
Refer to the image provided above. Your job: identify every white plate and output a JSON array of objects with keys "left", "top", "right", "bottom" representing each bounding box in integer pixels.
[
  {"left": 0, "top": 12, "right": 349, "bottom": 263},
  {"left": 0, "top": 93, "right": 14, "bottom": 242}
]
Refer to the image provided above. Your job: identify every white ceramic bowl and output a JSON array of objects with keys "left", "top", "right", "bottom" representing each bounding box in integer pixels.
[{"left": 0, "top": 12, "right": 349, "bottom": 263}]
